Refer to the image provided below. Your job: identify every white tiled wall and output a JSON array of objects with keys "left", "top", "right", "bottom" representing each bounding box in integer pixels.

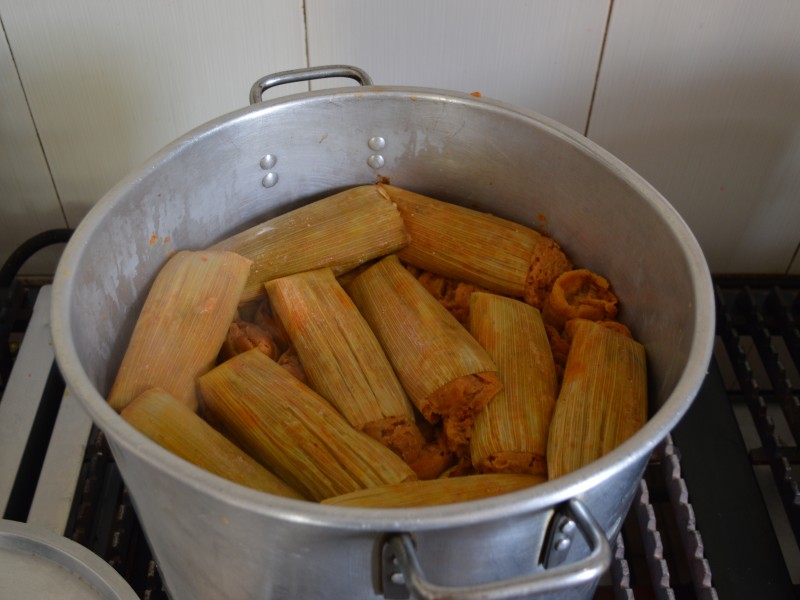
[
  {"left": 1, "top": 1, "right": 798, "bottom": 275},
  {"left": 589, "top": 0, "right": 800, "bottom": 274},
  {"left": 0, "top": 23, "right": 65, "bottom": 274},
  {"left": 304, "top": 0, "right": 609, "bottom": 134}
]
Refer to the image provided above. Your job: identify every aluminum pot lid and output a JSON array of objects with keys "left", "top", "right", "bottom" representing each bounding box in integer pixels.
[{"left": 0, "top": 519, "right": 138, "bottom": 599}]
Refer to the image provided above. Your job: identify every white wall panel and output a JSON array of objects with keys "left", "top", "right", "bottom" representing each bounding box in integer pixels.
[
  {"left": 0, "top": 20, "right": 66, "bottom": 275},
  {"left": 2, "top": 0, "right": 798, "bottom": 277},
  {"left": 0, "top": 0, "right": 307, "bottom": 228},
  {"left": 305, "top": 0, "right": 611, "bottom": 135},
  {"left": 588, "top": 0, "right": 800, "bottom": 274}
]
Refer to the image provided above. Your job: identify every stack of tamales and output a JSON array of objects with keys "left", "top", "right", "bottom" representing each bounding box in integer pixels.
[{"left": 107, "top": 184, "right": 648, "bottom": 507}]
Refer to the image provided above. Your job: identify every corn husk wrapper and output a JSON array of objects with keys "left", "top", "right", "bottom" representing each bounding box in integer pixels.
[
  {"left": 347, "top": 255, "right": 501, "bottom": 455},
  {"left": 322, "top": 473, "right": 545, "bottom": 508},
  {"left": 107, "top": 250, "right": 251, "bottom": 413},
  {"left": 468, "top": 293, "right": 557, "bottom": 476},
  {"left": 211, "top": 185, "right": 409, "bottom": 303},
  {"left": 121, "top": 388, "right": 303, "bottom": 499},
  {"left": 547, "top": 319, "right": 647, "bottom": 480},
  {"left": 379, "top": 184, "right": 542, "bottom": 297},
  {"left": 265, "top": 268, "right": 425, "bottom": 464},
  {"left": 198, "top": 348, "right": 417, "bottom": 501}
]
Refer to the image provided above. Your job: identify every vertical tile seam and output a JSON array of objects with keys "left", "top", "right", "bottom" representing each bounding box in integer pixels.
[
  {"left": 583, "top": 0, "right": 615, "bottom": 137},
  {"left": 786, "top": 241, "right": 800, "bottom": 275},
  {"left": 302, "top": 0, "right": 312, "bottom": 90},
  {"left": 0, "top": 12, "right": 69, "bottom": 228}
]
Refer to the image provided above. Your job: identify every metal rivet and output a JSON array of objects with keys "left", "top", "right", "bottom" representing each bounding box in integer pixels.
[
  {"left": 390, "top": 572, "right": 405, "bottom": 585},
  {"left": 559, "top": 519, "right": 576, "bottom": 534},
  {"left": 261, "top": 172, "right": 278, "bottom": 188},
  {"left": 367, "top": 154, "right": 385, "bottom": 169},
  {"left": 260, "top": 154, "right": 277, "bottom": 169},
  {"left": 554, "top": 537, "right": 572, "bottom": 552},
  {"left": 368, "top": 136, "right": 386, "bottom": 151}
]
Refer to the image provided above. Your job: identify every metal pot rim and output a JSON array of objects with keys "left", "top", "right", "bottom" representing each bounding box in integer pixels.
[{"left": 51, "top": 84, "right": 715, "bottom": 530}]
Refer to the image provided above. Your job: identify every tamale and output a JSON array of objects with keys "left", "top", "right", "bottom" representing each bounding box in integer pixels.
[
  {"left": 438, "top": 455, "right": 476, "bottom": 478},
  {"left": 380, "top": 184, "right": 570, "bottom": 300},
  {"left": 211, "top": 185, "right": 409, "bottom": 303},
  {"left": 265, "top": 268, "right": 425, "bottom": 466},
  {"left": 253, "top": 299, "right": 292, "bottom": 352},
  {"left": 107, "top": 250, "right": 251, "bottom": 413},
  {"left": 468, "top": 293, "right": 557, "bottom": 476},
  {"left": 409, "top": 437, "right": 455, "bottom": 480},
  {"left": 411, "top": 269, "right": 485, "bottom": 324},
  {"left": 322, "top": 473, "right": 545, "bottom": 508},
  {"left": 542, "top": 269, "right": 618, "bottom": 330},
  {"left": 545, "top": 323, "right": 571, "bottom": 381},
  {"left": 347, "top": 255, "right": 502, "bottom": 455},
  {"left": 219, "top": 318, "right": 278, "bottom": 361},
  {"left": 523, "top": 235, "right": 574, "bottom": 309},
  {"left": 197, "top": 348, "right": 417, "bottom": 502},
  {"left": 547, "top": 319, "right": 647, "bottom": 480},
  {"left": 121, "top": 388, "right": 304, "bottom": 499},
  {"left": 276, "top": 345, "right": 308, "bottom": 384}
]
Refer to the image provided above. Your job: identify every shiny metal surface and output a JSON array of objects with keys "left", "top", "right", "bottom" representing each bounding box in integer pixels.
[
  {"left": 388, "top": 499, "right": 611, "bottom": 600},
  {"left": 249, "top": 64, "right": 373, "bottom": 104},
  {"left": 51, "top": 69, "right": 715, "bottom": 599}
]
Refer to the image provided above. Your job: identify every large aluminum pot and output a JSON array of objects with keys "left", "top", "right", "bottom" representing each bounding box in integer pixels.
[{"left": 51, "top": 66, "right": 715, "bottom": 600}]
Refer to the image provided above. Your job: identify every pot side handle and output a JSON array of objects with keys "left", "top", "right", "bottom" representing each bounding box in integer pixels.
[
  {"left": 249, "top": 65, "right": 374, "bottom": 104},
  {"left": 385, "top": 499, "right": 611, "bottom": 600}
]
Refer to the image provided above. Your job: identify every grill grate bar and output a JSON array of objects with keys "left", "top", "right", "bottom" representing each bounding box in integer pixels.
[
  {"left": 65, "top": 428, "right": 169, "bottom": 599},
  {"left": 610, "top": 535, "right": 634, "bottom": 600},
  {"left": 658, "top": 438, "right": 717, "bottom": 600},
  {"left": 764, "top": 286, "right": 800, "bottom": 371},
  {"left": 738, "top": 287, "right": 800, "bottom": 442},
  {"left": 715, "top": 281, "right": 800, "bottom": 548},
  {"left": 634, "top": 479, "right": 675, "bottom": 600}
]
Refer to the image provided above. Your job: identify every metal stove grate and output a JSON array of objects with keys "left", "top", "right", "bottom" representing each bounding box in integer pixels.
[
  {"left": 686, "top": 276, "right": 800, "bottom": 599},
  {"left": 67, "top": 427, "right": 169, "bottom": 599},
  {"left": 3, "top": 277, "right": 800, "bottom": 599}
]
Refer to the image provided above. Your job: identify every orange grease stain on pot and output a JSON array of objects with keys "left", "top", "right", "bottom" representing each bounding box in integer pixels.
[{"left": 149, "top": 233, "right": 172, "bottom": 246}]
